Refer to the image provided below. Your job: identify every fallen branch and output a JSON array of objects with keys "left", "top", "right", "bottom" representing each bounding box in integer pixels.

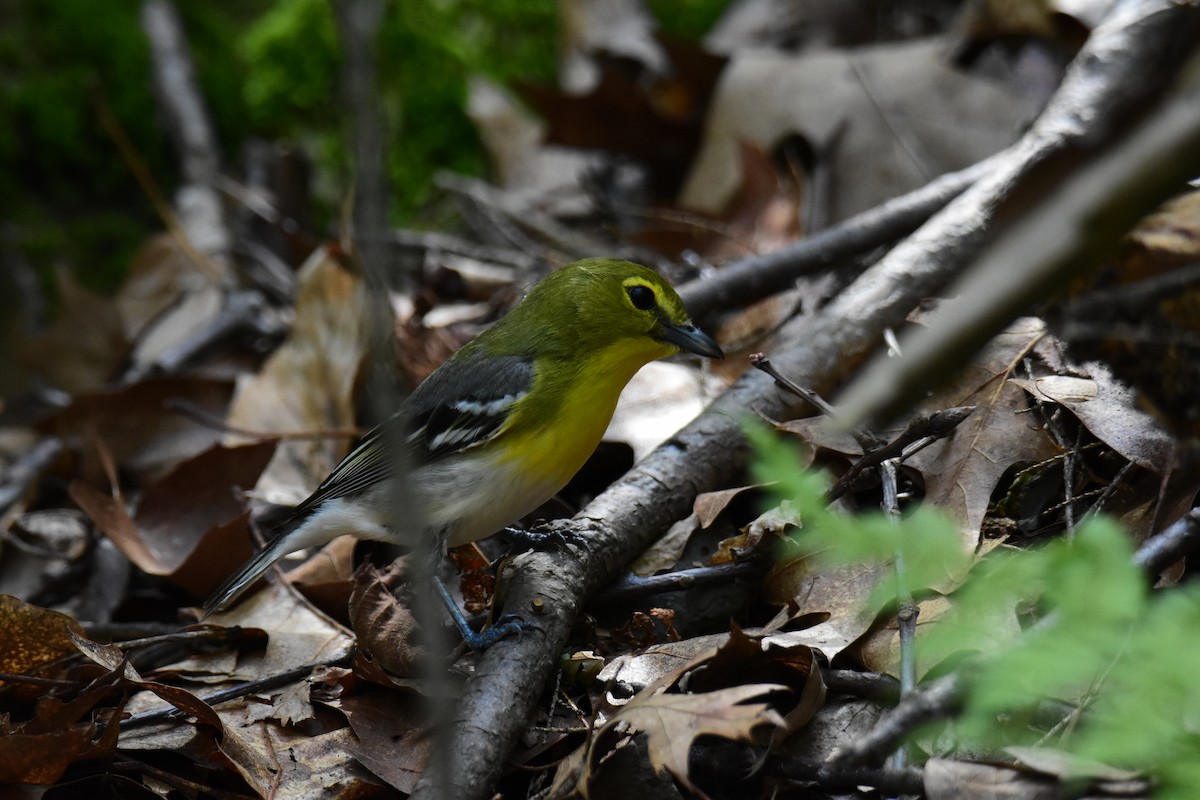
[
  {"left": 834, "top": 3, "right": 1200, "bottom": 428},
  {"left": 677, "top": 152, "right": 1003, "bottom": 320},
  {"left": 411, "top": 6, "right": 1200, "bottom": 796}
]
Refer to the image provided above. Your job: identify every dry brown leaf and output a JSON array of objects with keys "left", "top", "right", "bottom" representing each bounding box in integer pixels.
[
  {"left": 1012, "top": 360, "right": 1174, "bottom": 471},
  {"left": 849, "top": 583, "right": 1022, "bottom": 679},
  {"left": 763, "top": 558, "right": 891, "bottom": 661},
  {"left": 0, "top": 595, "right": 84, "bottom": 685},
  {"left": 1006, "top": 745, "right": 1143, "bottom": 783},
  {"left": 630, "top": 511, "right": 700, "bottom": 576},
  {"left": 69, "top": 632, "right": 222, "bottom": 730},
  {"left": 111, "top": 230, "right": 230, "bottom": 375},
  {"left": 217, "top": 716, "right": 382, "bottom": 799},
  {"left": 128, "top": 285, "right": 224, "bottom": 376},
  {"left": 286, "top": 535, "right": 359, "bottom": 619},
  {"left": 688, "top": 625, "right": 825, "bottom": 737},
  {"left": 774, "top": 416, "right": 864, "bottom": 457},
  {"left": 694, "top": 485, "right": 760, "bottom": 529},
  {"left": 0, "top": 646, "right": 126, "bottom": 784},
  {"left": 584, "top": 683, "right": 787, "bottom": 796},
  {"left": 901, "top": 318, "right": 1060, "bottom": 553},
  {"left": 37, "top": 377, "right": 234, "bottom": 486},
  {"left": 70, "top": 441, "right": 275, "bottom": 598},
  {"left": 334, "top": 691, "right": 431, "bottom": 793},
  {"left": 1058, "top": 190, "right": 1200, "bottom": 439},
  {"left": 924, "top": 757, "right": 1059, "bottom": 800},
  {"left": 347, "top": 561, "right": 423, "bottom": 679},
  {"left": 682, "top": 37, "right": 1044, "bottom": 221},
  {"left": 709, "top": 496, "right": 799, "bottom": 566},
  {"left": 0, "top": 721, "right": 99, "bottom": 785},
  {"left": 597, "top": 634, "right": 728, "bottom": 694},
  {"left": 114, "top": 234, "right": 201, "bottom": 342},
  {"left": 196, "top": 577, "right": 354, "bottom": 685},
  {"left": 226, "top": 246, "right": 368, "bottom": 507},
  {"left": 1125, "top": 188, "right": 1200, "bottom": 260},
  {"left": 269, "top": 680, "right": 317, "bottom": 728},
  {"left": 849, "top": 595, "right": 954, "bottom": 679},
  {"left": 18, "top": 268, "right": 127, "bottom": 394}
]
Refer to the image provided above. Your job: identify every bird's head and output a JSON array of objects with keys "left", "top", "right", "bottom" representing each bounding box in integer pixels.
[{"left": 527, "top": 258, "right": 724, "bottom": 362}]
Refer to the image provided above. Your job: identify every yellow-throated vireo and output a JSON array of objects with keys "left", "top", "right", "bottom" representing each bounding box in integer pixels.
[{"left": 204, "top": 258, "right": 722, "bottom": 645}]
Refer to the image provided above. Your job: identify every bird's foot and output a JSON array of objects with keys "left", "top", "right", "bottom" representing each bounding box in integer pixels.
[
  {"left": 461, "top": 613, "right": 541, "bottom": 650},
  {"left": 501, "top": 523, "right": 586, "bottom": 551}
]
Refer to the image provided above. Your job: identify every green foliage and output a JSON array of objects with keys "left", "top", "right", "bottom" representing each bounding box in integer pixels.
[
  {"left": 924, "top": 519, "right": 1145, "bottom": 739},
  {"left": 0, "top": 0, "right": 161, "bottom": 290},
  {"left": 647, "top": 0, "right": 731, "bottom": 40},
  {"left": 1073, "top": 588, "right": 1200, "bottom": 797},
  {"left": 4, "top": 0, "right": 558, "bottom": 287},
  {"left": 747, "top": 422, "right": 969, "bottom": 604},
  {"left": 4, "top": 0, "right": 727, "bottom": 292},
  {"left": 237, "top": 0, "right": 558, "bottom": 220},
  {"left": 749, "top": 421, "right": 1200, "bottom": 797}
]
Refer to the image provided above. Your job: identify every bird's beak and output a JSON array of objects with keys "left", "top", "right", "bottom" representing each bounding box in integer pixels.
[{"left": 660, "top": 320, "right": 724, "bottom": 359}]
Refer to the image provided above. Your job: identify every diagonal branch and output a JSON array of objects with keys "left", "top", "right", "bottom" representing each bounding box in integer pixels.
[{"left": 410, "top": 4, "right": 1200, "bottom": 798}]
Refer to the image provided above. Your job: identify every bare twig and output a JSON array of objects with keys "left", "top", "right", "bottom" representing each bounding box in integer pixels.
[
  {"left": 0, "top": 437, "right": 63, "bottom": 515},
  {"left": 880, "top": 458, "right": 917, "bottom": 773},
  {"left": 140, "top": 0, "right": 232, "bottom": 269},
  {"left": 828, "top": 672, "right": 964, "bottom": 769},
  {"left": 676, "top": 153, "right": 1004, "bottom": 320},
  {"left": 588, "top": 560, "right": 768, "bottom": 607},
  {"left": 750, "top": 353, "right": 852, "bottom": 430},
  {"left": 825, "top": 407, "right": 976, "bottom": 502},
  {"left": 119, "top": 659, "right": 341, "bottom": 729},
  {"left": 824, "top": 669, "right": 901, "bottom": 703},
  {"left": 1133, "top": 507, "right": 1200, "bottom": 577}
]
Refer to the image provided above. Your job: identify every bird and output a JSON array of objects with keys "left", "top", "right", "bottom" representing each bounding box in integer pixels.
[{"left": 203, "top": 257, "right": 723, "bottom": 646}]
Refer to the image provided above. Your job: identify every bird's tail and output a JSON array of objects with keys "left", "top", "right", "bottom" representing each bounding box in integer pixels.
[{"left": 201, "top": 535, "right": 295, "bottom": 618}]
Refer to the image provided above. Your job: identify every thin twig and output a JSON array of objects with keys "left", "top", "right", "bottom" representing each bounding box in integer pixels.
[
  {"left": 677, "top": 154, "right": 1004, "bottom": 320},
  {"left": 164, "top": 397, "right": 363, "bottom": 442},
  {"left": 0, "top": 673, "right": 80, "bottom": 689},
  {"left": 119, "top": 658, "right": 346, "bottom": 729},
  {"left": 880, "top": 458, "right": 916, "bottom": 773},
  {"left": 826, "top": 407, "right": 976, "bottom": 502},
  {"left": 0, "top": 436, "right": 63, "bottom": 513},
  {"left": 588, "top": 560, "right": 768, "bottom": 607},
  {"left": 91, "top": 86, "right": 221, "bottom": 283}
]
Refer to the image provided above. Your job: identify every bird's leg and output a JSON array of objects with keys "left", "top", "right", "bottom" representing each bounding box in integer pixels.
[
  {"left": 431, "top": 576, "right": 537, "bottom": 650},
  {"left": 423, "top": 525, "right": 539, "bottom": 650}
]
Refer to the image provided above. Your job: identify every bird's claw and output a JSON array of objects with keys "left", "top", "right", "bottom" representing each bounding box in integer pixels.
[
  {"left": 502, "top": 524, "right": 586, "bottom": 551},
  {"left": 463, "top": 614, "right": 542, "bottom": 650}
]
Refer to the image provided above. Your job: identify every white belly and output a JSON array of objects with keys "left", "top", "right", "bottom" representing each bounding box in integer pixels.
[{"left": 294, "top": 450, "right": 564, "bottom": 551}]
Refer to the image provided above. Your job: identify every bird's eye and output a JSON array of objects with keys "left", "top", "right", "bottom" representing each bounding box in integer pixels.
[{"left": 627, "top": 285, "right": 656, "bottom": 311}]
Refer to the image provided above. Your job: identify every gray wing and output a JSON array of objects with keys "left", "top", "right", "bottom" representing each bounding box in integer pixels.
[{"left": 277, "top": 352, "right": 535, "bottom": 527}]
